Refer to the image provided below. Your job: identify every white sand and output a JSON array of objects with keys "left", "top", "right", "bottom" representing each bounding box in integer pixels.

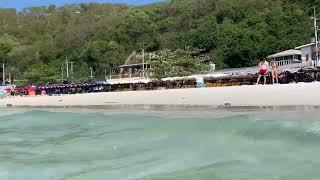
[{"left": 1, "top": 82, "right": 320, "bottom": 107}]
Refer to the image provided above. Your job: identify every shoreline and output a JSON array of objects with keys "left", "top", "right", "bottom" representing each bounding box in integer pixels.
[
  {"left": 1, "top": 82, "right": 320, "bottom": 108},
  {"left": 4, "top": 104, "right": 320, "bottom": 112}
]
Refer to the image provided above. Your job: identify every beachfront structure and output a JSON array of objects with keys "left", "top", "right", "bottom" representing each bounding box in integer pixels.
[
  {"left": 30, "top": 66, "right": 318, "bottom": 97},
  {"left": 295, "top": 43, "right": 317, "bottom": 66},
  {"left": 267, "top": 49, "right": 302, "bottom": 66},
  {"left": 109, "top": 63, "right": 151, "bottom": 79},
  {"left": 267, "top": 42, "right": 320, "bottom": 67}
]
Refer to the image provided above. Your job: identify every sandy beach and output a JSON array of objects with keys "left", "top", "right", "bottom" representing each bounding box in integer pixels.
[{"left": 1, "top": 82, "right": 320, "bottom": 108}]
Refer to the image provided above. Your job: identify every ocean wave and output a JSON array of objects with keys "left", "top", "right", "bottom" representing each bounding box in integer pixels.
[{"left": 0, "top": 110, "right": 319, "bottom": 179}]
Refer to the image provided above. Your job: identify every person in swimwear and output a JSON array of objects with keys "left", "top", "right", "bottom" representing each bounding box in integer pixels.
[
  {"left": 256, "top": 59, "right": 269, "bottom": 85},
  {"left": 270, "top": 60, "right": 279, "bottom": 84}
]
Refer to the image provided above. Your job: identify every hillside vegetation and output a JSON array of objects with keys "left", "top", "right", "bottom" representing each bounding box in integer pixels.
[{"left": 0, "top": 0, "right": 316, "bottom": 84}]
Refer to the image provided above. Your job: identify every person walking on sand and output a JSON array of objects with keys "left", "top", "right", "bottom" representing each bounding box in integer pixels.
[
  {"left": 271, "top": 60, "right": 279, "bottom": 84},
  {"left": 256, "top": 59, "right": 269, "bottom": 85}
]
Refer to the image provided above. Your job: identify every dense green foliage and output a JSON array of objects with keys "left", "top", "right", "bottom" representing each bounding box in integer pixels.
[
  {"left": 0, "top": 0, "right": 316, "bottom": 85},
  {"left": 150, "top": 47, "right": 210, "bottom": 79}
]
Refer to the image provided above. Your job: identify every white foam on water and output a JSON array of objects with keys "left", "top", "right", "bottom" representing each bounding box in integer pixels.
[{"left": 305, "top": 122, "right": 320, "bottom": 135}]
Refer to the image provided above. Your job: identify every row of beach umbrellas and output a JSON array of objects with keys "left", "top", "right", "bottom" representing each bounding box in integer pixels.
[{"left": 38, "top": 82, "right": 109, "bottom": 89}]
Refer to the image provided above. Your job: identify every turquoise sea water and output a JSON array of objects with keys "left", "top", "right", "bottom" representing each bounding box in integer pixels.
[{"left": 0, "top": 109, "right": 320, "bottom": 180}]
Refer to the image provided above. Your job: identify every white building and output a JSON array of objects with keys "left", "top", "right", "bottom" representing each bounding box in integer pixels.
[
  {"left": 267, "top": 49, "right": 302, "bottom": 66},
  {"left": 295, "top": 43, "right": 316, "bottom": 66},
  {"left": 267, "top": 42, "right": 319, "bottom": 67}
]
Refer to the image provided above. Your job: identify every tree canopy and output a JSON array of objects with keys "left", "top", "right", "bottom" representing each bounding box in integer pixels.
[
  {"left": 150, "top": 47, "right": 210, "bottom": 79},
  {"left": 0, "top": 0, "right": 315, "bottom": 85}
]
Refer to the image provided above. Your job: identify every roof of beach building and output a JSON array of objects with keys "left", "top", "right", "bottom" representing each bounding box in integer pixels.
[
  {"left": 118, "top": 63, "right": 149, "bottom": 68},
  {"left": 295, "top": 43, "right": 316, "bottom": 49},
  {"left": 267, "top": 49, "right": 301, "bottom": 59}
]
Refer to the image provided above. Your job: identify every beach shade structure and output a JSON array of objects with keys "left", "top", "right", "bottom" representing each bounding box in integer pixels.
[
  {"left": 267, "top": 49, "right": 302, "bottom": 66},
  {"left": 267, "top": 49, "right": 301, "bottom": 59},
  {"left": 4, "top": 86, "right": 36, "bottom": 96},
  {"left": 10, "top": 87, "right": 32, "bottom": 91},
  {"left": 36, "top": 81, "right": 112, "bottom": 96},
  {"left": 38, "top": 81, "right": 110, "bottom": 90}
]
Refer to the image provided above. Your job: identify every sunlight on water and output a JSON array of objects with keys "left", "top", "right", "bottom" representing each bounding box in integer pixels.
[{"left": 0, "top": 109, "right": 319, "bottom": 180}]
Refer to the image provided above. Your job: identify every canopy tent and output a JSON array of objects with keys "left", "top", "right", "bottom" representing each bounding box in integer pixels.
[
  {"left": 267, "top": 49, "right": 301, "bottom": 59},
  {"left": 5, "top": 86, "right": 35, "bottom": 91}
]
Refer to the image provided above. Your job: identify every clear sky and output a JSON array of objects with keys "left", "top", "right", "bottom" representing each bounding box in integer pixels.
[{"left": 0, "top": 0, "right": 163, "bottom": 10}]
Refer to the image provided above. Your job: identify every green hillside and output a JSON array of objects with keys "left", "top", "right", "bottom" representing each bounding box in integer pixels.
[{"left": 0, "top": 0, "right": 316, "bottom": 84}]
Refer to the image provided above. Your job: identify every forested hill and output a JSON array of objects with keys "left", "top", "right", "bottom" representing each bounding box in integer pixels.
[{"left": 0, "top": 0, "right": 316, "bottom": 84}]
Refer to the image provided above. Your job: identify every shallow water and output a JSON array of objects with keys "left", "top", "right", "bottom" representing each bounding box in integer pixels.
[{"left": 0, "top": 109, "right": 320, "bottom": 180}]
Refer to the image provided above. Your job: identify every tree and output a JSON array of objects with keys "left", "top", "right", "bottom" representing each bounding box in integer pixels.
[
  {"left": 81, "top": 40, "right": 124, "bottom": 75},
  {"left": 0, "top": 9, "right": 17, "bottom": 34},
  {"left": 0, "top": 33, "right": 18, "bottom": 70},
  {"left": 115, "top": 8, "right": 158, "bottom": 51},
  {"left": 22, "top": 64, "right": 59, "bottom": 85},
  {"left": 150, "top": 47, "right": 210, "bottom": 79}
]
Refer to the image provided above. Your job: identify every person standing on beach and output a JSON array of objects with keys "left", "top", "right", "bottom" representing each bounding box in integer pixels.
[
  {"left": 256, "top": 59, "right": 269, "bottom": 85},
  {"left": 271, "top": 60, "right": 279, "bottom": 84}
]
